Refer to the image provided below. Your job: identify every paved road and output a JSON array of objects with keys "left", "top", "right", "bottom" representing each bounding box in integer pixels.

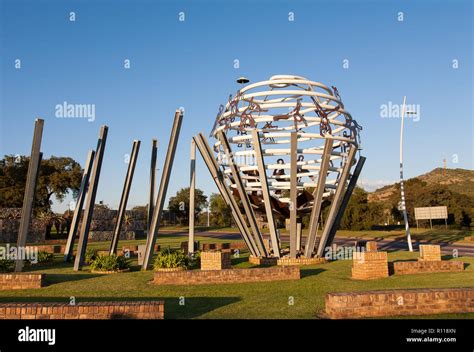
[{"left": 162, "top": 230, "right": 474, "bottom": 257}]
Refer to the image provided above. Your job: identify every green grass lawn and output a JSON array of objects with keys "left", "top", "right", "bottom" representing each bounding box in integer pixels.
[{"left": 1, "top": 236, "right": 473, "bottom": 319}]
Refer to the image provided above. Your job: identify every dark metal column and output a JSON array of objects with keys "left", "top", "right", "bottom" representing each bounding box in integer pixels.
[
  {"left": 316, "top": 146, "right": 357, "bottom": 257},
  {"left": 324, "top": 155, "right": 366, "bottom": 249},
  {"left": 15, "top": 118, "right": 44, "bottom": 272},
  {"left": 64, "top": 149, "right": 95, "bottom": 262},
  {"left": 110, "top": 140, "right": 141, "bottom": 255},
  {"left": 188, "top": 139, "right": 196, "bottom": 254},
  {"left": 217, "top": 131, "right": 268, "bottom": 257},
  {"left": 147, "top": 139, "right": 158, "bottom": 235},
  {"left": 304, "top": 138, "right": 334, "bottom": 258},
  {"left": 195, "top": 134, "right": 259, "bottom": 257},
  {"left": 289, "top": 132, "right": 298, "bottom": 258},
  {"left": 142, "top": 110, "right": 183, "bottom": 270},
  {"left": 74, "top": 126, "right": 108, "bottom": 271},
  {"left": 251, "top": 130, "right": 280, "bottom": 257}
]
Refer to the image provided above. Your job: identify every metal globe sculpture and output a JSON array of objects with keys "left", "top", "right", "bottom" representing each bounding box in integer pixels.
[{"left": 205, "top": 75, "right": 364, "bottom": 259}]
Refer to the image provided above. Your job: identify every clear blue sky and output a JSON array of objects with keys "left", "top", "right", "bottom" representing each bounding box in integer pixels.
[{"left": 1, "top": 0, "right": 472, "bottom": 212}]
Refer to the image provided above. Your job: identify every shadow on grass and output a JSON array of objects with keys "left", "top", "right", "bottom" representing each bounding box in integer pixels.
[
  {"left": 231, "top": 256, "right": 250, "bottom": 265},
  {"left": 300, "top": 268, "right": 326, "bottom": 278},
  {"left": 0, "top": 296, "right": 241, "bottom": 319},
  {"left": 44, "top": 273, "right": 103, "bottom": 285}
]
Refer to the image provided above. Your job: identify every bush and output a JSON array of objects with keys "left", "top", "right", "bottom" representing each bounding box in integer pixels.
[
  {"left": 37, "top": 251, "right": 54, "bottom": 263},
  {"left": 89, "top": 254, "right": 130, "bottom": 272},
  {"left": 85, "top": 248, "right": 97, "bottom": 264},
  {"left": 0, "top": 259, "right": 14, "bottom": 272},
  {"left": 153, "top": 249, "right": 190, "bottom": 270}
]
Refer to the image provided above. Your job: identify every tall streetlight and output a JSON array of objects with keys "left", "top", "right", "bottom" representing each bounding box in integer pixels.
[{"left": 399, "top": 96, "right": 413, "bottom": 252}]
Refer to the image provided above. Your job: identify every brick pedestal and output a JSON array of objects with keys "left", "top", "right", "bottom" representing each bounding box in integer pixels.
[
  {"left": 419, "top": 244, "right": 441, "bottom": 261},
  {"left": 201, "top": 251, "right": 231, "bottom": 270},
  {"left": 0, "top": 274, "right": 46, "bottom": 290},
  {"left": 366, "top": 241, "right": 378, "bottom": 252},
  {"left": 352, "top": 251, "right": 389, "bottom": 280}
]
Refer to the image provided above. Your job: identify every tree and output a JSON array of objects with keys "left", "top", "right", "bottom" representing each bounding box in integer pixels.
[
  {"left": 168, "top": 188, "right": 207, "bottom": 225},
  {"left": 0, "top": 155, "right": 83, "bottom": 213},
  {"left": 209, "top": 193, "right": 232, "bottom": 227}
]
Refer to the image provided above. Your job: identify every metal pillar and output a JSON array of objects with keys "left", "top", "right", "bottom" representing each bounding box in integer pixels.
[
  {"left": 400, "top": 96, "right": 413, "bottom": 252},
  {"left": 324, "top": 156, "right": 365, "bottom": 251},
  {"left": 296, "top": 222, "right": 302, "bottom": 251},
  {"left": 64, "top": 150, "right": 95, "bottom": 262},
  {"left": 188, "top": 139, "right": 196, "bottom": 254},
  {"left": 217, "top": 131, "right": 268, "bottom": 257},
  {"left": 195, "top": 134, "right": 259, "bottom": 256},
  {"left": 147, "top": 139, "right": 158, "bottom": 235},
  {"left": 316, "top": 146, "right": 357, "bottom": 257},
  {"left": 251, "top": 130, "right": 280, "bottom": 257},
  {"left": 304, "top": 138, "right": 334, "bottom": 258},
  {"left": 289, "top": 132, "right": 298, "bottom": 258},
  {"left": 142, "top": 110, "right": 183, "bottom": 270},
  {"left": 15, "top": 118, "right": 44, "bottom": 272},
  {"left": 74, "top": 126, "right": 108, "bottom": 271},
  {"left": 110, "top": 140, "right": 141, "bottom": 255}
]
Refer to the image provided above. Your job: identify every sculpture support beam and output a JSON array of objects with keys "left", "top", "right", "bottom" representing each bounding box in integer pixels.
[
  {"left": 304, "top": 138, "right": 334, "bottom": 258},
  {"left": 147, "top": 139, "right": 158, "bottom": 235},
  {"left": 142, "top": 110, "right": 183, "bottom": 270},
  {"left": 74, "top": 126, "right": 108, "bottom": 271},
  {"left": 188, "top": 139, "right": 196, "bottom": 254},
  {"left": 251, "top": 130, "right": 280, "bottom": 257},
  {"left": 289, "top": 132, "right": 298, "bottom": 258},
  {"left": 316, "top": 146, "right": 357, "bottom": 257},
  {"left": 110, "top": 140, "right": 141, "bottom": 255},
  {"left": 324, "top": 155, "right": 366, "bottom": 250},
  {"left": 64, "top": 149, "right": 95, "bottom": 262},
  {"left": 195, "top": 134, "right": 259, "bottom": 257},
  {"left": 15, "top": 118, "right": 44, "bottom": 272},
  {"left": 217, "top": 131, "right": 268, "bottom": 257}
]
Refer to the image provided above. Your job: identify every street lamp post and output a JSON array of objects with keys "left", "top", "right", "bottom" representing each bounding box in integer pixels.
[{"left": 399, "top": 96, "right": 413, "bottom": 252}]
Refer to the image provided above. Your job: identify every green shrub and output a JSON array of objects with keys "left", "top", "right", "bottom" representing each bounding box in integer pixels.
[
  {"left": 153, "top": 249, "right": 190, "bottom": 270},
  {"left": 189, "top": 250, "right": 201, "bottom": 268},
  {"left": 85, "top": 248, "right": 97, "bottom": 264},
  {"left": 0, "top": 259, "right": 14, "bottom": 272},
  {"left": 90, "top": 254, "right": 130, "bottom": 272},
  {"left": 37, "top": 251, "right": 54, "bottom": 263}
]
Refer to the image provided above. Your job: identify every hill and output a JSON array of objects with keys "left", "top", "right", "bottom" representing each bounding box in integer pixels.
[{"left": 368, "top": 168, "right": 474, "bottom": 203}]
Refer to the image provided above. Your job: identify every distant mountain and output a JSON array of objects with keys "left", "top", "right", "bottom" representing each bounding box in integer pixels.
[{"left": 368, "top": 168, "right": 474, "bottom": 202}]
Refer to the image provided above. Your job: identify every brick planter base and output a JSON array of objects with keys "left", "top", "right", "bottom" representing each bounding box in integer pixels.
[
  {"left": 248, "top": 256, "right": 278, "bottom": 265},
  {"left": 418, "top": 244, "right": 441, "bottom": 261},
  {"left": 201, "top": 251, "right": 231, "bottom": 270},
  {"left": 0, "top": 301, "right": 164, "bottom": 319},
  {"left": 0, "top": 274, "right": 45, "bottom": 290},
  {"left": 393, "top": 260, "right": 464, "bottom": 275},
  {"left": 351, "top": 251, "right": 389, "bottom": 280},
  {"left": 277, "top": 257, "right": 328, "bottom": 266},
  {"left": 325, "top": 287, "right": 474, "bottom": 319},
  {"left": 153, "top": 266, "right": 300, "bottom": 285}
]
